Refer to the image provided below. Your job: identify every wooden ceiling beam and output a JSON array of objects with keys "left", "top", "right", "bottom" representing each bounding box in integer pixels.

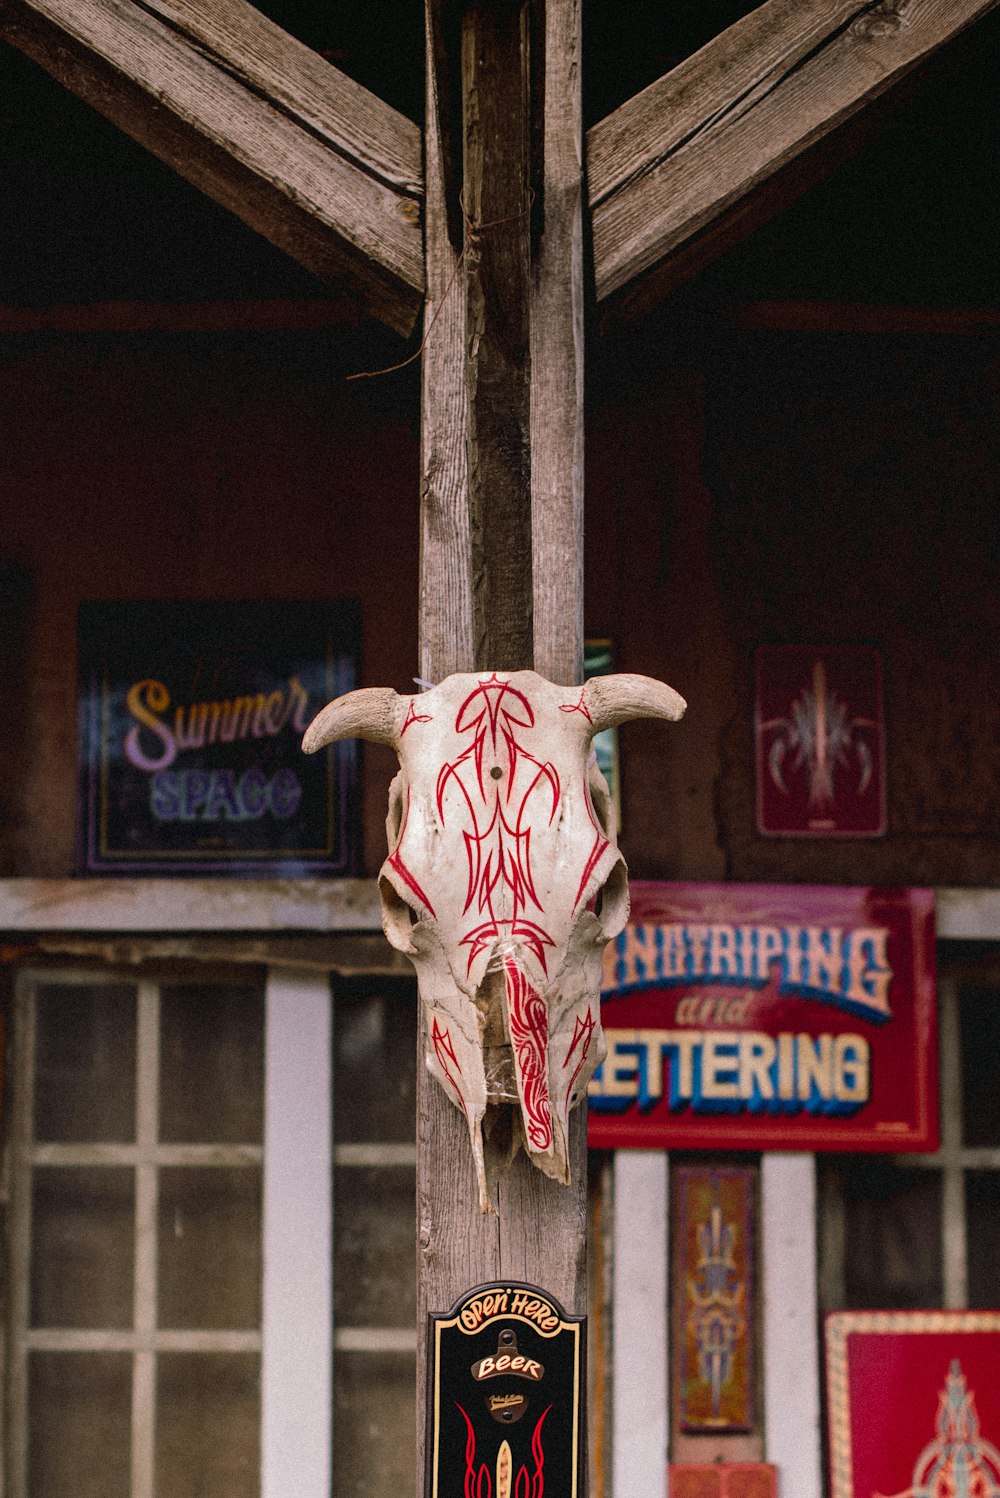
[
  {"left": 588, "top": 0, "right": 1000, "bottom": 316},
  {"left": 0, "top": 0, "right": 425, "bottom": 334}
]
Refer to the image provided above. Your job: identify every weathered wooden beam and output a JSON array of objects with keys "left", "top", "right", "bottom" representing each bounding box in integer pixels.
[
  {"left": 0, "top": 0, "right": 425, "bottom": 334},
  {"left": 417, "top": 0, "right": 586, "bottom": 1479},
  {"left": 0, "top": 876, "right": 383, "bottom": 930},
  {"left": 530, "top": 0, "right": 583, "bottom": 688},
  {"left": 419, "top": 1, "right": 473, "bottom": 684},
  {"left": 463, "top": 0, "right": 535, "bottom": 671},
  {"left": 588, "top": 0, "right": 1000, "bottom": 315}
]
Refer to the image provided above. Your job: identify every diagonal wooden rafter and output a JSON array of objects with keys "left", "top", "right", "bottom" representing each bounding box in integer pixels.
[
  {"left": 0, "top": 0, "right": 425, "bottom": 334},
  {"left": 3, "top": 0, "right": 998, "bottom": 334},
  {"left": 588, "top": 0, "right": 1000, "bottom": 316}
]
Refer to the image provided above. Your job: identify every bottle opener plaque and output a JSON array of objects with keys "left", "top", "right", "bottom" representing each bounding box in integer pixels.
[{"left": 425, "top": 1281, "right": 586, "bottom": 1498}]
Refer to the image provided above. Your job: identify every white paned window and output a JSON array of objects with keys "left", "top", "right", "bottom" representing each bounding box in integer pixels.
[
  {"left": 6, "top": 968, "right": 264, "bottom": 1498},
  {"left": 331, "top": 974, "right": 417, "bottom": 1498},
  {"left": 818, "top": 941, "right": 1000, "bottom": 1312}
]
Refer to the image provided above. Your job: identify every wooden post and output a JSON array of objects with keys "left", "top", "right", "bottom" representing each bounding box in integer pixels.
[{"left": 418, "top": 0, "right": 585, "bottom": 1478}]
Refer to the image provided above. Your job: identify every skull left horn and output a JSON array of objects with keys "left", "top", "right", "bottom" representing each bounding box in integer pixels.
[{"left": 303, "top": 669, "right": 685, "bottom": 1210}]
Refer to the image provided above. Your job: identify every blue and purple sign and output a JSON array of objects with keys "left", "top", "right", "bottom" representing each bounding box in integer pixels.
[{"left": 77, "top": 599, "right": 359, "bottom": 875}]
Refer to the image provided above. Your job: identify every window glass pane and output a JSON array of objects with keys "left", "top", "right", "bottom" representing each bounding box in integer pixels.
[
  {"left": 160, "top": 983, "right": 264, "bottom": 1144},
  {"left": 29, "top": 1351, "right": 131, "bottom": 1498},
  {"left": 333, "top": 1352, "right": 415, "bottom": 1498},
  {"left": 334, "top": 977, "right": 416, "bottom": 1143},
  {"left": 156, "top": 1352, "right": 260, "bottom": 1498},
  {"left": 34, "top": 983, "right": 136, "bottom": 1142},
  {"left": 31, "top": 1166, "right": 134, "bottom": 1328},
  {"left": 334, "top": 1166, "right": 416, "bottom": 1326},
  {"left": 966, "top": 1169, "right": 1000, "bottom": 1308},
  {"left": 158, "top": 1166, "right": 262, "bottom": 1330},
  {"left": 841, "top": 1159, "right": 942, "bottom": 1309},
  {"left": 960, "top": 984, "right": 1000, "bottom": 1148}
]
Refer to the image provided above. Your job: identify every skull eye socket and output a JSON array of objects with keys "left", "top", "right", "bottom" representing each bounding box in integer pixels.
[
  {"left": 385, "top": 771, "right": 405, "bottom": 847},
  {"left": 587, "top": 757, "right": 615, "bottom": 839},
  {"left": 594, "top": 857, "right": 629, "bottom": 940},
  {"left": 379, "top": 873, "right": 421, "bottom": 952},
  {"left": 585, "top": 756, "right": 629, "bottom": 937}
]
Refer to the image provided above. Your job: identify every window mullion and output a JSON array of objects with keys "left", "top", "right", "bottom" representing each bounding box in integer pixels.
[
  {"left": 938, "top": 976, "right": 968, "bottom": 1309},
  {"left": 7, "top": 976, "right": 38, "bottom": 1498},
  {"left": 132, "top": 981, "right": 161, "bottom": 1498}
]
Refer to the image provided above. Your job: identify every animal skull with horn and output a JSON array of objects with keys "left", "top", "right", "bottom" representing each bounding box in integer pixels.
[{"left": 303, "top": 670, "right": 685, "bottom": 1209}]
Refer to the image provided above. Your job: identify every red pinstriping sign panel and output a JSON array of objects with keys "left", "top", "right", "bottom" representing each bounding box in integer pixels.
[{"left": 588, "top": 882, "right": 937, "bottom": 1153}]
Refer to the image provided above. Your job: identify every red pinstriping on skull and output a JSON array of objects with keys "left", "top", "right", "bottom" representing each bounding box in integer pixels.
[
  {"left": 431, "top": 1016, "right": 463, "bottom": 1106},
  {"left": 572, "top": 770, "right": 610, "bottom": 911},
  {"left": 505, "top": 958, "right": 553, "bottom": 1151},
  {"left": 436, "top": 676, "right": 560, "bottom": 975},
  {"left": 559, "top": 687, "right": 592, "bottom": 723},
  {"left": 400, "top": 698, "right": 432, "bottom": 736},
  {"left": 387, "top": 786, "right": 437, "bottom": 917},
  {"left": 454, "top": 1404, "right": 552, "bottom": 1498},
  {"left": 561, "top": 1010, "right": 596, "bottom": 1122}
]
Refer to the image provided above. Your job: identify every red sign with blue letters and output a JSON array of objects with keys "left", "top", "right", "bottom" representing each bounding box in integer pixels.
[{"left": 588, "top": 883, "right": 937, "bottom": 1153}]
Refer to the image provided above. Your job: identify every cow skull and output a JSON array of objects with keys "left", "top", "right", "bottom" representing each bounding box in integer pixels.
[{"left": 303, "top": 670, "right": 685, "bottom": 1209}]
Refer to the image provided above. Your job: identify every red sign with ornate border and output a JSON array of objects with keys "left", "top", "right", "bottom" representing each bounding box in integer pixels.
[
  {"left": 825, "top": 1311, "right": 1000, "bottom": 1498},
  {"left": 755, "top": 645, "right": 886, "bottom": 837},
  {"left": 588, "top": 883, "right": 937, "bottom": 1152}
]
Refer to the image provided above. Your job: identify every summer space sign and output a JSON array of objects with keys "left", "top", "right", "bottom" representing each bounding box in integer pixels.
[
  {"left": 588, "top": 883, "right": 938, "bottom": 1152},
  {"left": 77, "top": 600, "right": 359, "bottom": 875}
]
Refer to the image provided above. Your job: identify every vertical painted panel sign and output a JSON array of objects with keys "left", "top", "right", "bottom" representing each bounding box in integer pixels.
[
  {"left": 588, "top": 883, "right": 937, "bottom": 1152},
  {"left": 77, "top": 599, "right": 359, "bottom": 874},
  {"left": 755, "top": 645, "right": 885, "bottom": 837},
  {"left": 825, "top": 1311, "right": 1000, "bottom": 1498},
  {"left": 425, "top": 1283, "right": 585, "bottom": 1498},
  {"left": 677, "top": 1166, "right": 756, "bottom": 1433}
]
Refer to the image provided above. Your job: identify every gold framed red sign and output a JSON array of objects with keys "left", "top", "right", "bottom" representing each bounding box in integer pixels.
[
  {"left": 676, "top": 1166, "right": 756, "bottom": 1433},
  {"left": 755, "top": 645, "right": 885, "bottom": 837},
  {"left": 588, "top": 883, "right": 938, "bottom": 1153},
  {"left": 825, "top": 1311, "right": 1000, "bottom": 1498}
]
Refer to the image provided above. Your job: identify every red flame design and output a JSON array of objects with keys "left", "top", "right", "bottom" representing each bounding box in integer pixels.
[{"left": 455, "top": 1404, "right": 552, "bottom": 1498}]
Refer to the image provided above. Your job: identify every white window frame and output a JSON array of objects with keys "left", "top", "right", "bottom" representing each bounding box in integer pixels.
[
  {"left": 3, "top": 963, "right": 332, "bottom": 1498},
  {"left": 0, "top": 880, "right": 365, "bottom": 1498}
]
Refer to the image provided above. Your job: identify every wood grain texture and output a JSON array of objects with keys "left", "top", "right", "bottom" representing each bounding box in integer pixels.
[
  {"left": 417, "top": 0, "right": 588, "bottom": 1479},
  {"left": 419, "top": 0, "right": 473, "bottom": 683},
  {"left": 416, "top": 16, "right": 493, "bottom": 1481},
  {"left": 0, "top": 876, "right": 383, "bottom": 930},
  {"left": 0, "top": 0, "right": 424, "bottom": 332},
  {"left": 588, "top": 0, "right": 1000, "bottom": 308},
  {"left": 142, "top": 0, "right": 421, "bottom": 197},
  {"left": 464, "top": 0, "right": 534, "bottom": 672},
  {"left": 530, "top": 0, "right": 584, "bottom": 687}
]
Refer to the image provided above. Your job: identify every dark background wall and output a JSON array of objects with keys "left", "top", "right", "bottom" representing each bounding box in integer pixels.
[
  {"left": 1, "top": 5, "right": 999, "bottom": 889},
  {"left": 0, "top": 328, "right": 420, "bottom": 876},
  {"left": 585, "top": 334, "right": 1000, "bottom": 888}
]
